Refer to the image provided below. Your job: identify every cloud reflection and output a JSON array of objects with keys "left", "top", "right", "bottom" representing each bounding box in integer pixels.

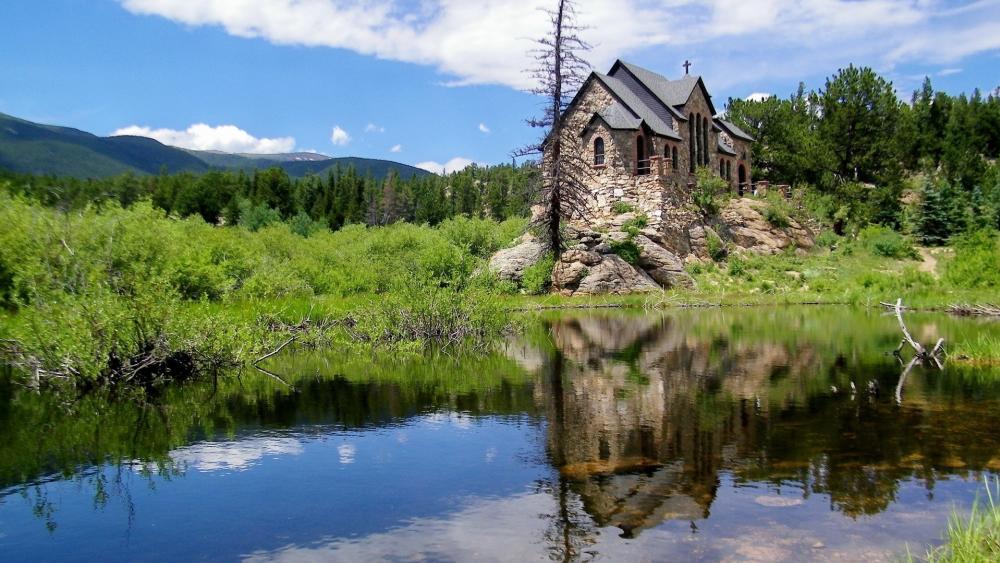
[{"left": 170, "top": 436, "right": 304, "bottom": 472}]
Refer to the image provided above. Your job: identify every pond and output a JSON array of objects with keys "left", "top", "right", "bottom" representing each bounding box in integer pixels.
[{"left": 2, "top": 306, "right": 1000, "bottom": 561}]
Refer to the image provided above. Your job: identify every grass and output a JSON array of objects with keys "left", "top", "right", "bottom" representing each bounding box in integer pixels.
[
  {"left": 908, "top": 477, "right": 1000, "bottom": 562},
  {"left": 951, "top": 334, "right": 1000, "bottom": 366}
]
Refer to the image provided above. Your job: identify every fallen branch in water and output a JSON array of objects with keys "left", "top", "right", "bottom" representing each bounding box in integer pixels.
[
  {"left": 947, "top": 303, "right": 1000, "bottom": 317},
  {"left": 891, "top": 298, "right": 946, "bottom": 404},
  {"left": 252, "top": 335, "right": 298, "bottom": 366}
]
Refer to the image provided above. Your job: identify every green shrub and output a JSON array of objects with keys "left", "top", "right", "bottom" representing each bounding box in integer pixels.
[
  {"left": 288, "top": 211, "right": 323, "bottom": 238},
  {"left": 944, "top": 230, "right": 1000, "bottom": 289},
  {"left": 707, "top": 231, "right": 727, "bottom": 262},
  {"left": 694, "top": 167, "right": 727, "bottom": 217},
  {"left": 238, "top": 200, "right": 281, "bottom": 232},
  {"left": 611, "top": 201, "right": 636, "bottom": 214},
  {"left": 858, "top": 225, "right": 919, "bottom": 260},
  {"left": 347, "top": 285, "right": 511, "bottom": 347},
  {"left": 610, "top": 239, "right": 641, "bottom": 266},
  {"left": 815, "top": 230, "right": 841, "bottom": 248},
  {"left": 521, "top": 255, "right": 555, "bottom": 294}
]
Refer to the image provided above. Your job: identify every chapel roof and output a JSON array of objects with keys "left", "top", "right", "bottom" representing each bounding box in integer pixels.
[
  {"left": 714, "top": 119, "right": 756, "bottom": 142},
  {"left": 615, "top": 61, "right": 703, "bottom": 108},
  {"left": 592, "top": 72, "right": 682, "bottom": 140}
]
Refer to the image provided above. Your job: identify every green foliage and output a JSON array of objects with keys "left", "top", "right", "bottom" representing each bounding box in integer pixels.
[
  {"left": 521, "top": 255, "right": 555, "bottom": 295},
  {"left": 0, "top": 194, "right": 528, "bottom": 385},
  {"left": 761, "top": 195, "right": 792, "bottom": 228},
  {"left": 815, "top": 65, "right": 903, "bottom": 185},
  {"left": 693, "top": 167, "right": 726, "bottom": 216},
  {"left": 621, "top": 214, "right": 649, "bottom": 236},
  {"left": 706, "top": 231, "right": 728, "bottom": 262},
  {"left": 857, "top": 225, "right": 919, "bottom": 259},
  {"left": 347, "top": 285, "right": 512, "bottom": 347},
  {"left": 943, "top": 230, "right": 1000, "bottom": 289},
  {"left": 288, "top": 211, "right": 323, "bottom": 238},
  {"left": 437, "top": 216, "right": 526, "bottom": 258},
  {"left": 815, "top": 230, "right": 841, "bottom": 248},
  {"left": 917, "top": 176, "right": 966, "bottom": 246},
  {"left": 609, "top": 239, "right": 641, "bottom": 266},
  {"left": 237, "top": 199, "right": 282, "bottom": 232},
  {"left": 611, "top": 201, "right": 636, "bottom": 214}
]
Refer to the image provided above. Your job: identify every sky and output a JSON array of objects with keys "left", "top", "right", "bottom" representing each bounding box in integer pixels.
[{"left": 2, "top": 0, "right": 999, "bottom": 174}]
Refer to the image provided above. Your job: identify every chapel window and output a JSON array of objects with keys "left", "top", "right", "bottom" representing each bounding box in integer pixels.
[
  {"left": 672, "top": 146, "right": 679, "bottom": 170},
  {"left": 593, "top": 137, "right": 605, "bottom": 166},
  {"left": 688, "top": 121, "right": 696, "bottom": 173},
  {"left": 636, "top": 135, "right": 650, "bottom": 175}
]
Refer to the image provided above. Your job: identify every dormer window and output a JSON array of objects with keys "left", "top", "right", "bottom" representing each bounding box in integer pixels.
[{"left": 593, "top": 137, "right": 605, "bottom": 166}]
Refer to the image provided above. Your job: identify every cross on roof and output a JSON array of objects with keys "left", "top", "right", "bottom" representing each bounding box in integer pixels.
[{"left": 683, "top": 60, "right": 692, "bottom": 75}]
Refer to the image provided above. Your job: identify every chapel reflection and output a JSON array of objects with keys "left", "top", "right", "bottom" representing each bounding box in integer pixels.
[{"left": 522, "top": 313, "right": 1000, "bottom": 538}]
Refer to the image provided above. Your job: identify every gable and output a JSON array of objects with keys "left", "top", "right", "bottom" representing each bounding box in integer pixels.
[{"left": 679, "top": 77, "right": 717, "bottom": 117}]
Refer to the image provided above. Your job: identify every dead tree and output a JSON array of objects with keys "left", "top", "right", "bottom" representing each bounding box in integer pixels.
[
  {"left": 517, "top": 0, "right": 593, "bottom": 260},
  {"left": 890, "top": 298, "right": 945, "bottom": 403}
]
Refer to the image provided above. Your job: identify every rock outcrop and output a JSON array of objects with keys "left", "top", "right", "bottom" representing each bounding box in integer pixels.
[
  {"left": 488, "top": 239, "right": 548, "bottom": 283},
  {"left": 550, "top": 226, "right": 693, "bottom": 296},
  {"left": 718, "top": 198, "right": 814, "bottom": 256}
]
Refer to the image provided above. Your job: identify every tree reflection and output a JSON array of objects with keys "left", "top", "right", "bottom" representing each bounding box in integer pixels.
[{"left": 531, "top": 311, "right": 1000, "bottom": 537}]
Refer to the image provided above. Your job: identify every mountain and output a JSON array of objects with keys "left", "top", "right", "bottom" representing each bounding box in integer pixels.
[{"left": 0, "top": 112, "right": 430, "bottom": 180}]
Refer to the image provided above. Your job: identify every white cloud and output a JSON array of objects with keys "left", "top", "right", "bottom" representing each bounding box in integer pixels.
[
  {"left": 937, "top": 67, "right": 963, "bottom": 76},
  {"left": 745, "top": 92, "right": 773, "bottom": 102},
  {"left": 118, "top": 0, "right": 1000, "bottom": 91},
  {"left": 330, "top": 125, "right": 351, "bottom": 146},
  {"left": 478, "top": 123, "right": 491, "bottom": 133},
  {"left": 365, "top": 122, "right": 385, "bottom": 133},
  {"left": 111, "top": 123, "right": 295, "bottom": 153},
  {"left": 415, "top": 157, "right": 475, "bottom": 175},
  {"left": 390, "top": 144, "right": 402, "bottom": 153}
]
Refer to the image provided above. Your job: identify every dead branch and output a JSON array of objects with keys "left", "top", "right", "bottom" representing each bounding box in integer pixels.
[
  {"left": 253, "top": 364, "right": 295, "bottom": 390},
  {"left": 947, "top": 303, "right": 1000, "bottom": 317},
  {"left": 891, "top": 298, "right": 946, "bottom": 404},
  {"left": 894, "top": 298, "right": 925, "bottom": 355},
  {"left": 252, "top": 335, "right": 298, "bottom": 366}
]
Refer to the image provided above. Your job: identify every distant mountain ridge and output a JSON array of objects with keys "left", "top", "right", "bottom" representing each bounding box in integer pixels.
[{"left": 0, "top": 112, "right": 429, "bottom": 180}]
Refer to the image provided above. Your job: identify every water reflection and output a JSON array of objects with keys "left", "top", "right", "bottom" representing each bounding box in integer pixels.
[
  {"left": 527, "top": 311, "right": 1000, "bottom": 541},
  {"left": 2, "top": 308, "right": 1000, "bottom": 561}
]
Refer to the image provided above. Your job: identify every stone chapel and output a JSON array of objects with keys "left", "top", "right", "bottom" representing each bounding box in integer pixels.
[{"left": 554, "top": 59, "right": 755, "bottom": 248}]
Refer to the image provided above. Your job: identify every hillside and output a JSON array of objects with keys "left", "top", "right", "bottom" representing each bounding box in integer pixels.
[{"left": 0, "top": 113, "right": 430, "bottom": 180}]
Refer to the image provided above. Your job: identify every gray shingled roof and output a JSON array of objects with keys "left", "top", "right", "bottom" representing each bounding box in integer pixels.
[
  {"left": 717, "top": 138, "right": 737, "bottom": 156},
  {"left": 716, "top": 119, "right": 755, "bottom": 142},
  {"left": 618, "top": 61, "right": 701, "bottom": 109},
  {"left": 593, "top": 72, "right": 682, "bottom": 140},
  {"left": 597, "top": 101, "right": 642, "bottom": 130}
]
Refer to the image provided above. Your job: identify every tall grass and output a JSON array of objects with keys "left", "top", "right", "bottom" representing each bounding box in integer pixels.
[{"left": 910, "top": 477, "right": 1000, "bottom": 562}]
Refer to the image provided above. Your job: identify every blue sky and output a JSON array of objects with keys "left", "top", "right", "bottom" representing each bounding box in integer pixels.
[{"left": 2, "top": 0, "right": 999, "bottom": 173}]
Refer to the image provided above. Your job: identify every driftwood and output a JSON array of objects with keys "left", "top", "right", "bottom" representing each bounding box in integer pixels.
[
  {"left": 947, "top": 303, "right": 1000, "bottom": 317},
  {"left": 891, "top": 298, "right": 946, "bottom": 404}
]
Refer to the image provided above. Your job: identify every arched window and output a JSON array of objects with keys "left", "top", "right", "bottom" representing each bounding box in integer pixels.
[
  {"left": 702, "top": 117, "right": 710, "bottom": 166},
  {"left": 593, "top": 137, "right": 605, "bottom": 166},
  {"left": 672, "top": 146, "right": 679, "bottom": 170},
  {"left": 726, "top": 160, "right": 731, "bottom": 180},
  {"left": 636, "top": 135, "right": 649, "bottom": 175},
  {"left": 720, "top": 160, "right": 725, "bottom": 177},
  {"left": 688, "top": 120, "right": 696, "bottom": 173}
]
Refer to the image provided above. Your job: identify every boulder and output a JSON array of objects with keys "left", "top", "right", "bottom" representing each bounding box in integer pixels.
[
  {"left": 633, "top": 235, "right": 695, "bottom": 289},
  {"left": 560, "top": 249, "right": 602, "bottom": 266},
  {"left": 720, "top": 198, "right": 814, "bottom": 255},
  {"left": 488, "top": 240, "right": 549, "bottom": 282},
  {"left": 574, "top": 255, "right": 661, "bottom": 295},
  {"left": 552, "top": 260, "right": 589, "bottom": 289}
]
